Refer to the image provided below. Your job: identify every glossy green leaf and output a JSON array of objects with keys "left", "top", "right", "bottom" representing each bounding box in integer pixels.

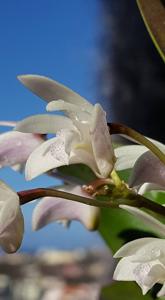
[
  {"left": 137, "top": 0, "right": 165, "bottom": 62},
  {"left": 145, "top": 190, "right": 165, "bottom": 205},
  {"left": 101, "top": 282, "right": 152, "bottom": 300},
  {"left": 99, "top": 207, "right": 157, "bottom": 253}
]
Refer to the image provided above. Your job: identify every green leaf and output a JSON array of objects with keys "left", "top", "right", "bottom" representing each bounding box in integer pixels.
[
  {"left": 101, "top": 282, "right": 152, "bottom": 300},
  {"left": 145, "top": 190, "right": 165, "bottom": 205},
  {"left": 99, "top": 207, "right": 157, "bottom": 253},
  {"left": 137, "top": 0, "right": 165, "bottom": 62},
  {"left": 117, "top": 169, "right": 131, "bottom": 182},
  {"left": 57, "top": 164, "right": 96, "bottom": 183}
]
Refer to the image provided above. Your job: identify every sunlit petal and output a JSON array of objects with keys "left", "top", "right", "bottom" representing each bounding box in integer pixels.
[
  {"left": 46, "top": 100, "right": 90, "bottom": 122},
  {"left": 90, "top": 104, "right": 115, "bottom": 177},
  {"left": 25, "top": 129, "right": 79, "bottom": 180},
  {"left": 115, "top": 145, "right": 147, "bottom": 170},
  {"left": 25, "top": 137, "right": 68, "bottom": 180},
  {"left": 18, "top": 74, "right": 93, "bottom": 111},
  {"left": 15, "top": 114, "right": 74, "bottom": 134},
  {"left": 46, "top": 99, "right": 89, "bottom": 114}
]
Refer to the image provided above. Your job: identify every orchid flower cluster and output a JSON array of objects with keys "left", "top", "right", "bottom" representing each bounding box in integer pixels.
[{"left": 0, "top": 74, "right": 165, "bottom": 297}]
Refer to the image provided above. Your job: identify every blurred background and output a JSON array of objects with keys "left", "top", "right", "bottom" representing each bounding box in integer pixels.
[
  {"left": 0, "top": 0, "right": 104, "bottom": 253},
  {"left": 0, "top": 0, "right": 164, "bottom": 299}
]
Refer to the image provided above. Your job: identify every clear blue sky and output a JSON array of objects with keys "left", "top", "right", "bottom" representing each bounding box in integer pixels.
[{"left": 0, "top": 0, "right": 107, "bottom": 251}]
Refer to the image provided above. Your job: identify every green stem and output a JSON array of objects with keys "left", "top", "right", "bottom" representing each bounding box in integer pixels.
[
  {"left": 109, "top": 122, "right": 165, "bottom": 165},
  {"left": 111, "top": 169, "right": 123, "bottom": 187}
]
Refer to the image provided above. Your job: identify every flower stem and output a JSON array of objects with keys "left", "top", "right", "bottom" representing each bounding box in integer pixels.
[
  {"left": 109, "top": 122, "right": 165, "bottom": 165},
  {"left": 133, "top": 193, "right": 165, "bottom": 216},
  {"left": 18, "top": 188, "right": 118, "bottom": 208},
  {"left": 18, "top": 187, "right": 165, "bottom": 217},
  {"left": 111, "top": 169, "right": 123, "bottom": 187}
]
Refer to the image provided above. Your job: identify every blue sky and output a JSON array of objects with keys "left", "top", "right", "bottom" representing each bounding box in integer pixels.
[{"left": 0, "top": 0, "right": 107, "bottom": 251}]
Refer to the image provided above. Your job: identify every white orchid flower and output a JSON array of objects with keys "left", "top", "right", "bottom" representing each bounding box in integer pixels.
[
  {"left": 16, "top": 75, "right": 115, "bottom": 180},
  {"left": 113, "top": 238, "right": 165, "bottom": 297},
  {"left": 32, "top": 184, "right": 100, "bottom": 231},
  {"left": 115, "top": 142, "right": 165, "bottom": 196},
  {"left": 0, "top": 121, "right": 44, "bottom": 172},
  {"left": 0, "top": 181, "right": 24, "bottom": 253},
  {"left": 15, "top": 74, "right": 165, "bottom": 198},
  {"left": 113, "top": 205, "right": 165, "bottom": 297}
]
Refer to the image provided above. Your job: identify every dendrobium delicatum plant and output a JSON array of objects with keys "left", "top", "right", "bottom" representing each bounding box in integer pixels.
[{"left": 0, "top": 74, "right": 165, "bottom": 298}]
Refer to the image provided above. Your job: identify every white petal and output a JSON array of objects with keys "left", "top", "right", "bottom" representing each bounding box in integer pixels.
[
  {"left": 114, "top": 238, "right": 158, "bottom": 258},
  {"left": 72, "top": 120, "right": 90, "bottom": 143},
  {"left": 143, "top": 264, "right": 165, "bottom": 286},
  {"left": 113, "top": 257, "right": 138, "bottom": 281},
  {"left": 137, "top": 183, "right": 165, "bottom": 195},
  {"left": 32, "top": 184, "right": 100, "bottom": 231},
  {"left": 0, "top": 131, "right": 43, "bottom": 168},
  {"left": 129, "top": 151, "right": 165, "bottom": 188},
  {"left": 133, "top": 262, "right": 156, "bottom": 295},
  {"left": 115, "top": 145, "right": 147, "bottom": 170},
  {"left": 119, "top": 205, "right": 165, "bottom": 238},
  {"left": 25, "top": 138, "right": 68, "bottom": 180},
  {"left": 0, "top": 121, "right": 16, "bottom": 127},
  {"left": 114, "top": 259, "right": 165, "bottom": 296},
  {"left": 46, "top": 100, "right": 81, "bottom": 112},
  {"left": 18, "top": 74, "right": 93, "bottom": 111},
  {"left": 15, "top": 114, "right": 74, "bottom": 134},
  {"left": 90, "top": 104, "right": 115, "bottom": 177},
  {"left": 69, "top": 148, "right": 101, "bottom": 177},
  {"left": 0, "top": 181, "right": 24, "bottom": 253},
  {"left": 25, "top": 130, "right": 78, "bottom": 180},
  {"left": 47, "top": 100, "right": 91, "bottom": 122}
]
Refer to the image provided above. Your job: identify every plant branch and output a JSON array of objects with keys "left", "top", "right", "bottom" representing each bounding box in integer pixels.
[
  {"left": 109, "top": 122, "right": 165, "bottom": 165},
  {"left": 18, "top": 187, "right": 165, "bottom": 217},
  {"left": 18, "top": 188, "right": 118, "bottom": 208}
]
